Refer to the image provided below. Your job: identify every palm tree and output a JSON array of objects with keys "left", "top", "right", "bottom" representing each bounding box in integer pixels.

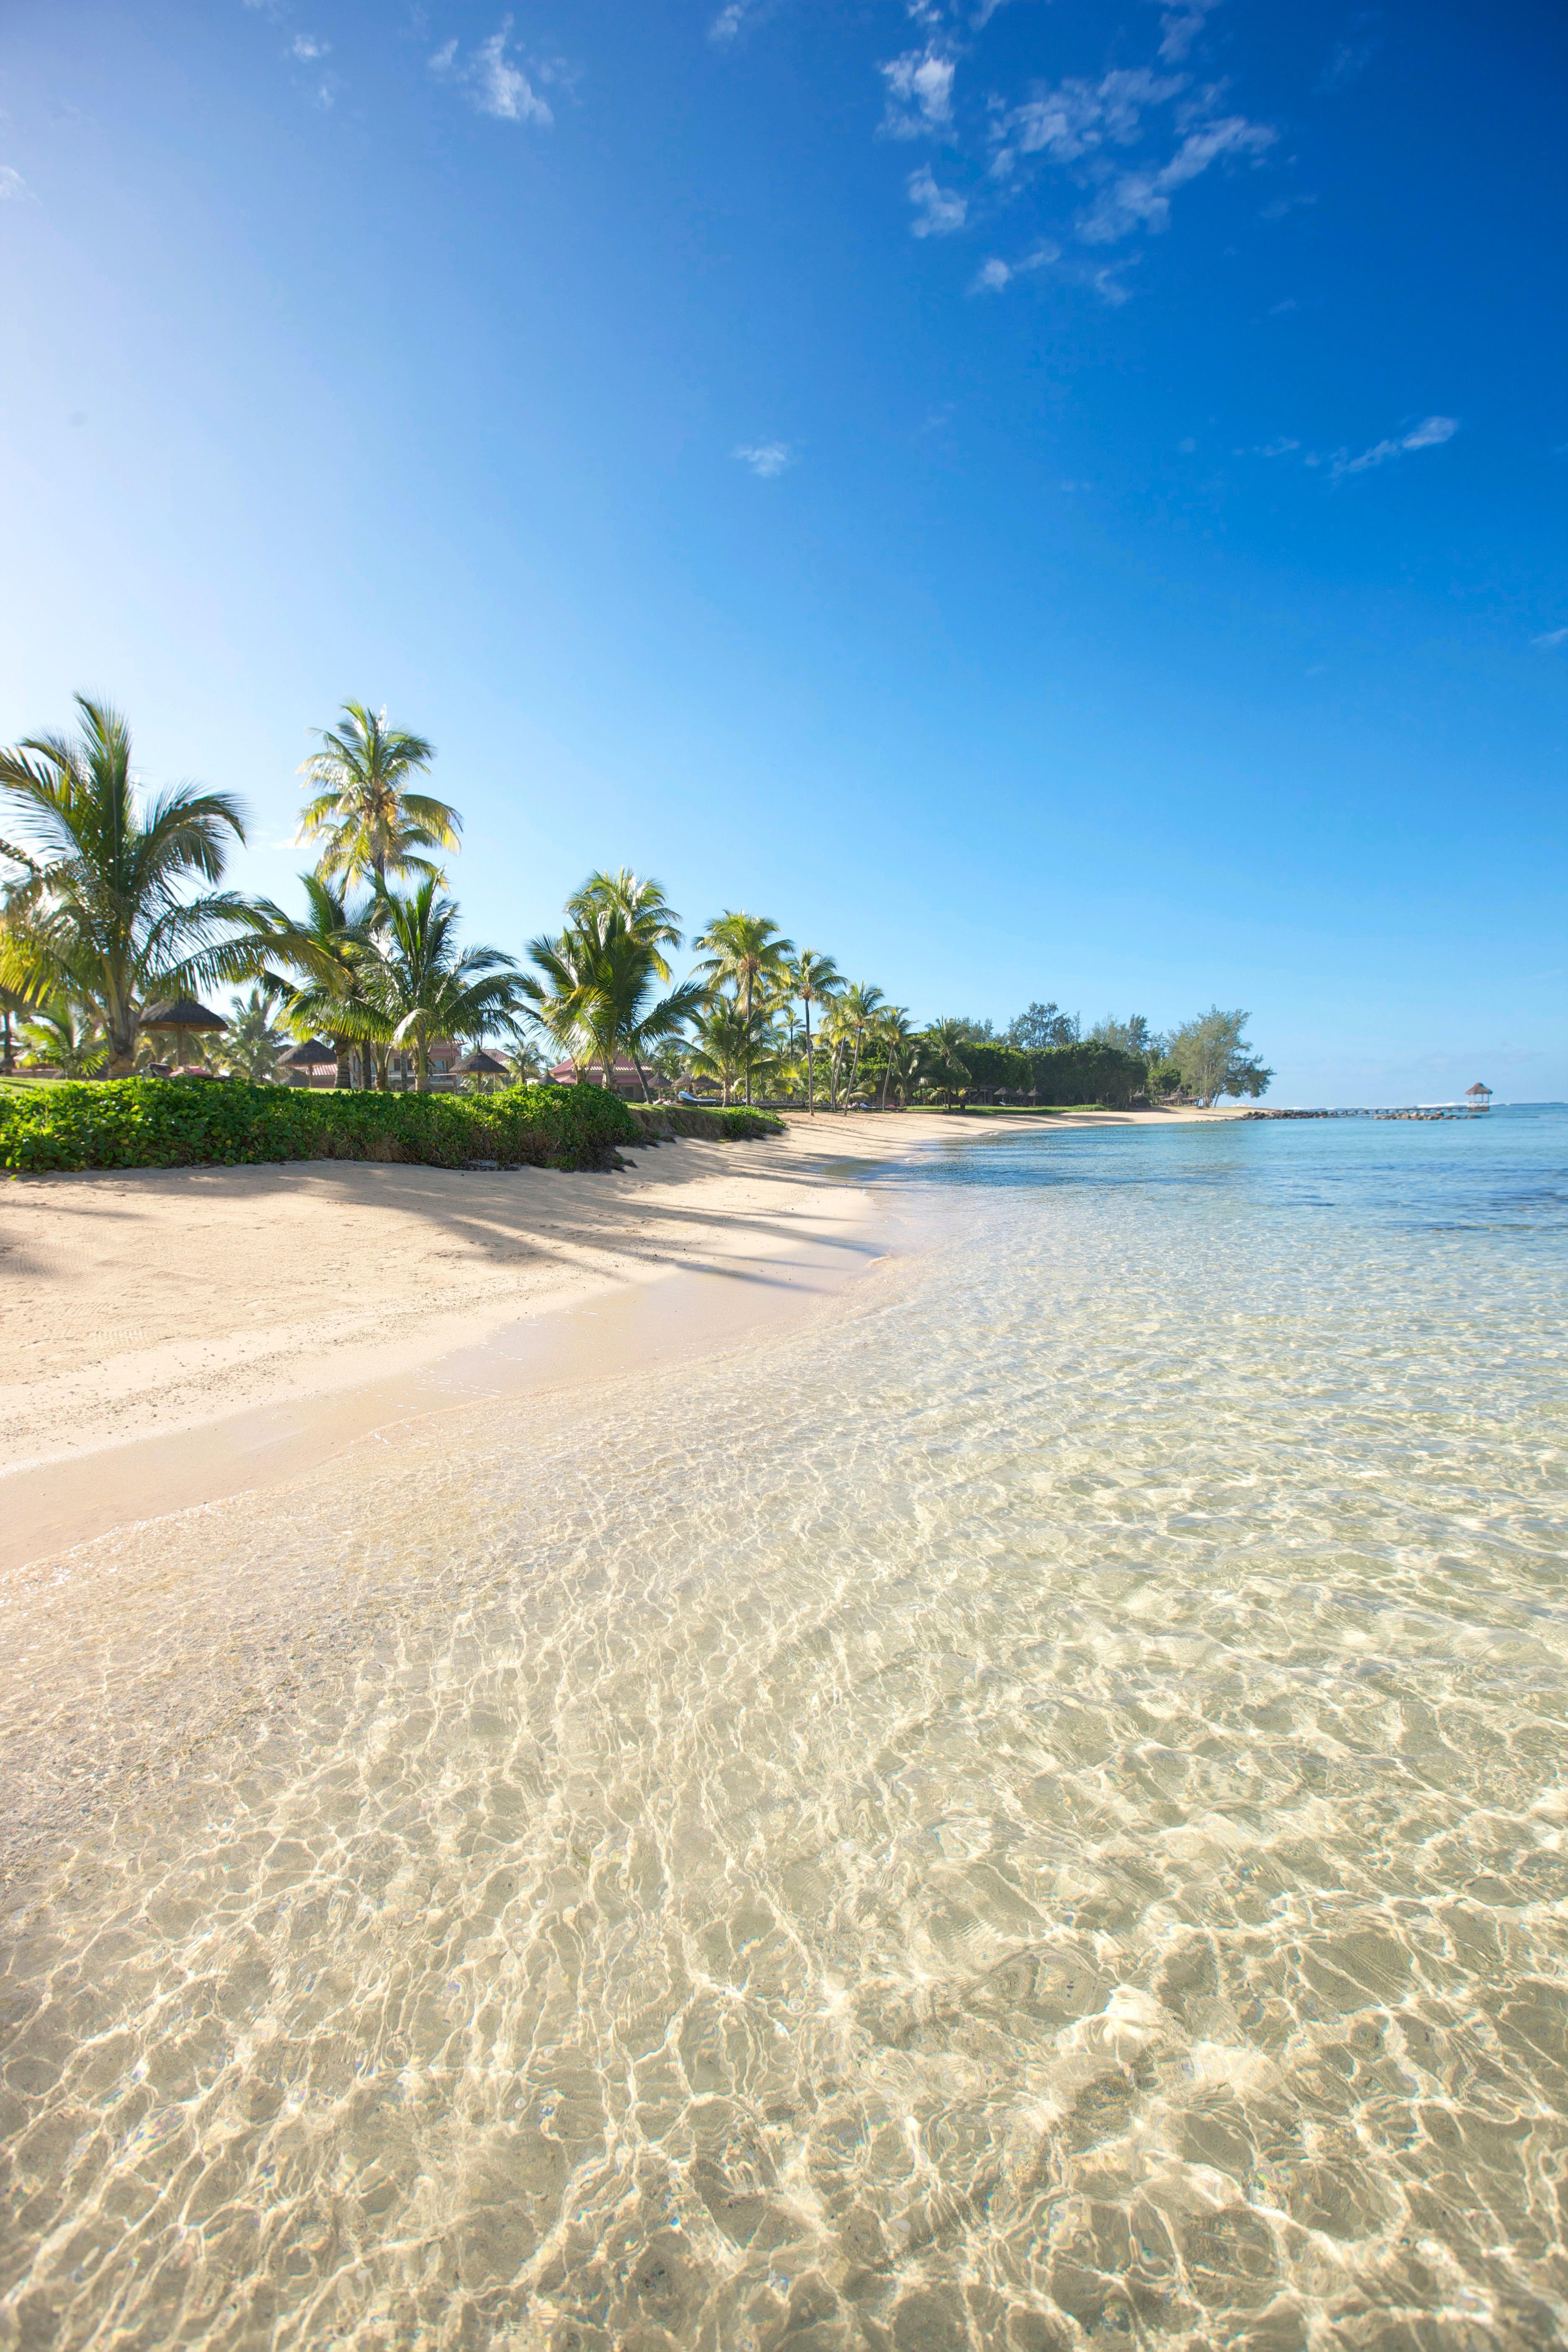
[
  {"left": 523, "top": 904, "right": 704, "bottom": 1099},
  {"left": 688, "top": 1001, "right": 775, "bottom": 1106},
  {"left": 369, "top": 877, "right": 521, "bottom": 1091},
  {"left": 0, "top": 696, "right": 260, "bottom": 1075},
  {"left": 567, "top": 871, "right": 683, "bottom": 980},
  {"left": 18, "top": 995, "right": 109, "bottom": 1078},
  {"left": 297, "top": 703, "right": 461, "bottom": 887},
  {"left": 921, "top": 1016, "right": 972, "bottom": 1110},
  {"left": 252, "top": 875, "right": 383, "bottom": 1089},
  {"left": 838, "top": 982, "right": 885, "bottom": 1106},
  {"left": 223, "top": 986, "right": 291, "bottom": 1084},
  {"left": 694, "top": 911, "right": 794, "bottom": 1106},
  {"left": 782, "top": 949, "right": 842, "bottom": 1115},
  {"left": 873, "top": 1006, "right": 918, "bottom": 1109}
]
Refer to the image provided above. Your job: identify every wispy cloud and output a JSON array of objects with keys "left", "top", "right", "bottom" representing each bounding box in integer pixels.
[
  {"left": 971, "top": 240, "right": 1060, "bottom": 292},
  {"left": 1259, "top": 436, "right": 1300, "bottom": 456},
  {"left": 908, "top": 165, "right": 967, "bottom": 236},
  {"left": 430, "top": 18, "right": 553, "bottom": 124},
  {"left": 290, "top": 33, "right": 329, "bottom": 60},
  {"left": 1326, "top": 413, "right": 1457, "bottom": 479},
  {"left": 1078, "top": 114, "right": 1275, "bottom": 244},
  {"left": 0, "top": 167, "right": 26, "bottom": 200},
  {"left": 1156, "top": 0, "right": 1224, "bottom": 65},
  {"left": 1317, "top": 15, "right": 1384, "bottom": 93},
  {"left": 991, "top": 70, "right": 1183, "bottom": 176},
  {"left": 733, "top": 441, "right": 792, "bottom": 478},
  {"left": 1532, "top": 626, "right": 1568, "bottom": 650},
  {"left": 881, "top": 45, "right": 957, "bottom": 138}
]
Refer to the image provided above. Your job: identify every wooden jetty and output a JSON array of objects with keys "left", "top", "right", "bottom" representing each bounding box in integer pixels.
[{"left": 1246, "top": 1104, "right": 1488, "bottom": 1123}]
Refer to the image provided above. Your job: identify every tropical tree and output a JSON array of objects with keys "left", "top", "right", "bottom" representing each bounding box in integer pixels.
[
  {"left": 18, "top": 995, "right": 109, "bottom": 1077},
  {"left": 921, "top": 1016, "right": 972, "bottom": 1109},
  {"left": 568, "top": 871, "right": 683, "bottom": 979},
  {"left": 1167, "top": 1007, "right": 1272, "bottom": 1106},
  {"left": 872, "top": 1006, "right": 919, "bottom": 1110},
  {"left": 223, "top": 986, "right": 291, "bottom": 1083},
  {"left": 297, "top": 703, "right": 461, "bottom": 887},
  {"left": 522, "top": 902, "right": 704, "bottom": 1098},
  {"left": 783, "top": 948, "right": 842, "bottom": 1116},
  {"left": 0, "top": 696, "right": 261, "bottom": 1075},
  {"left": 252, "top": 876, "right": 384, "bottom": 1089},
  {"left": 369, "top": 878, "right": 522, "bottom": 1091},
  {"left": 837, "top": 982, "right": 886, "bottom": 1106},
  {"left": 688, "top": 1001, "right": 776, "bottom": 1106},
  {"left": 694, "top": 911, "right": 794, "bottom": 1105}
]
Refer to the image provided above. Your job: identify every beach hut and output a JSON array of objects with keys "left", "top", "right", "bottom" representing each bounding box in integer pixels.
[
  {"left": 1465, "top": 1081, "right": 1493, "bottom": 1112},
  {"left": 139, "top": 995, "right": 228, "bottom": 1043},
  {"left": 457, "top": 1047, "right": 507, "bottom": 1093}
]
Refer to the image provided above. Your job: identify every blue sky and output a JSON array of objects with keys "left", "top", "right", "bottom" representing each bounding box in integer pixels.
[{"left": 2, "top": 0, "right": 1564, "bottom": 1103}]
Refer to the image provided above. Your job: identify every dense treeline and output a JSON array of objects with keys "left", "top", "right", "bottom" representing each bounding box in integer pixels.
[{"left": 0, "top": 694, "right": 1271, "bottom": 1121}]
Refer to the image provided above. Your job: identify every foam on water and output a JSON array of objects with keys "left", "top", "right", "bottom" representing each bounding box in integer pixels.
[{"left": 2, "top": 1111, "right": 1566, "bottom": 2351}]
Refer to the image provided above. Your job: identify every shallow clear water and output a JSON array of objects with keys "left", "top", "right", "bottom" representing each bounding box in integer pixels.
[{"left": 3, "top": 1110, "right": 1567, "bottom": 2352}]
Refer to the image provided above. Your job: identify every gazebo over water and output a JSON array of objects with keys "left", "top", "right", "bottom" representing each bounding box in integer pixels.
[{"left": 1465, "top": 1081, "right": 1493, "bottom": 1111}]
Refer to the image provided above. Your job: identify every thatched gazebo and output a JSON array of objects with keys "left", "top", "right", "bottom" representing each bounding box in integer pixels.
[
  {"left": 284, "top": 1040, "right": 337, "bottom": 1086},
  {"left": 139, "top": 995, "right": 229, "bottom": 1040}
]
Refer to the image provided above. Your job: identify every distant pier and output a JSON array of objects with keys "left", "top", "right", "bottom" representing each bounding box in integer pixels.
[{"left": 1245, "top": 1105, "right": 1486, "bottom": 1123}]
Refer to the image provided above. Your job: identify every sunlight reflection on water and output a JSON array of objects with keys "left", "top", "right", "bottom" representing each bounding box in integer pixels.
[{"left": 2, "top": 1110, "right": 1565, "bottom": 2350}]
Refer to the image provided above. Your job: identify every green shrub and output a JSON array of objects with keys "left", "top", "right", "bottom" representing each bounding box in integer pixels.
[
  {"left": 929, "top": 1039, "right": 1147, "bottom": 1107},
  {"left": 0, "top": 1077, "right": 642, "bottom": 1177},
  {"left": 627, "top": 1103, "right": 785, "bottom": 1143}
]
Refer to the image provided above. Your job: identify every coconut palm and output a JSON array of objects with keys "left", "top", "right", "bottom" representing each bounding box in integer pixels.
[
  {"left": 921, "top": 1016, "right": 972, "bottom": 1109},
  {"left": 567, "top": 871, "right": 683, "bottom": 980},
  {"left": 369, "top": 877, "right": 522, "bottom": 1091},
  {"left": 837, "top": 982, "right": 886, "bottom": 1106},
  {"left": 688, "top": 1000, "right": 776, "bottom": 1106},
  {"left": 0, "top": 696, "right": 261, "bottom": 1075},
  {"left": 694, "top": 910, "right": 794, "bottom": 1106},
  {"left": 18, "top": 995, "right": 109, "bottom": 1078},
  {"left": 297, "top": 703, "right": 461, "bottom": 887},
  {"left": 523, "top": 904, "right": 705, "bottom": 1098},
  {"left": 873, "top": 1006, "right": 918, "bottom": 1109},
  {"left": 782, "top": 948, "right": 842, "bottom": 1116},
  {"left": 251, "top": 876, "right": 383, "bottom": 1089},
  {"left": 223, "top": 986, "right": 291, "bottom": 1084}
]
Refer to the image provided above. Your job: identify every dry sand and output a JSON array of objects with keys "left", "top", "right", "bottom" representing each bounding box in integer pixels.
[{"left": 0, "top": 1106, "right": 1240, "bottom": 1567}]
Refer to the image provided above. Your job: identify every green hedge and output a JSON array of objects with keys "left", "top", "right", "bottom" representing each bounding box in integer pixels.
[
  {"left": 0, "top": 1077, "right": 643, "bottom": 1176},
  {"left": 929, "top": 1039, "right": 1147, "bottom": 1107},
  {"left": 629, "top": 1103, "right": 784, "bottom": 1142}
]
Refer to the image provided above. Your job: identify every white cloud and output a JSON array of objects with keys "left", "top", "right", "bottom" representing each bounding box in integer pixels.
[
  {"left": 1531, "top": 627, "right": 1568, "bottom": 650},
  {"left": 881, "top": 45, "right": 956, "bottom": 137},
  {"left": 734, "top": 442, "right": 792, "bottom": 477},
  {"left": 1317, "top": 24, "right": 1383, "bottom": 94},
  {"left": 709, "top": 0, "right": 752, "bottom": 42},
  {"left": 0, "top": 167, "right": 25, "bottom": 200},
  {"left": 1157, "top": 0, "right": 1223, "bottom": 65},
  {"left": 1078, "top": 113, "right": 1275, "bottom": 243},
  {"left": 290, "top": 33, "right": 329, "bottom": 60},
  {"left": 1260, "top": 436, "right": 1300, "bottom": 456},
  {"left": 971, "top": 239, "right": 1061, "bottom": 293},
  {"left": 1329, "top": 414, "right": 1458, "bottom": 479},
  {"left": 908, "top": 165, "right": 967, "bottom": 236},
  {"left": 993, "top": 70, "right": 1182, "bottom": 175},
  {"left": 430, "top": 19, "right": 552, "bottom": 125}
]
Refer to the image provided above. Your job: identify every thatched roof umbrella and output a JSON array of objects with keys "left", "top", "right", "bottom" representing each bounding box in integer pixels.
[
  {"left": 285, "top": 1039, "right": 336, "bottom": 1068},
  {"left": 139, "top": 995, "right": 229, "bottom": 1037},
  {"left": 457, "top": 1047, "right": 506, "bottom": 1076}
]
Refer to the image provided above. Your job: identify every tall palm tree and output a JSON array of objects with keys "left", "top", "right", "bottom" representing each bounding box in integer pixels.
[
  {"left": 567, "top": 871, "right": 683, "bottom": 980},
  {"left": 688, "top": 1001, "right": 775, "bottom": 1106},
  {"left": 783, "top": 948, "right": 842, "bottom": 1116},
  {"left": 838, "top": 982, "right": 885, "bottom": 1106},
  {"left": 0, "top": 696, "right": 260, "bottom": 1075},
  {"left": 297, "top": 703, "right": 461, "bottom": 887},
  {"left": 252, "top": 876, "right": 383, "bottom": 1089},
  {"left": 369, "top": 877, "right": 521, "bottom": 1091},
  {"left": 873, "top": 1006, "right": 918, "bottom": 1109},
  {"left": 694, "top": 911, "right": 794, "bottom": 1106},
  {"left": 523, "top": 905, "right": 704, "bottom": 1099},
  {"left": 921, "top": 1017, "right": 972, "bottom": 1110}
]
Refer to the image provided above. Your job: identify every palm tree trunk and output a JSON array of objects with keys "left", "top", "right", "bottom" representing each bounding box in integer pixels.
[
  {"left": 415, "top": 1034, "right": 430, "bottom": 1091},
  {"left": 804, "top": 1003, "right": 813, "bottom": 1114},
  {"left": 631, "top": 1047, "right": 652, "bottom": 1102},
  {"left": 335, "top": 1035, "right": 352, "bottom": 1089}
]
